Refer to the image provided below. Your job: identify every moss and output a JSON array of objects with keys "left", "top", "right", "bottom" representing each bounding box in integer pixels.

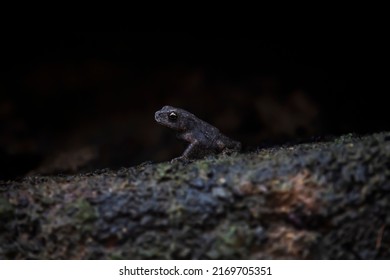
[
  {"left": 73, "top": 199, "right": 98, "bottom": 223},
  {"left": 0, "top": 197, "right": 13, "bottom": 220}
]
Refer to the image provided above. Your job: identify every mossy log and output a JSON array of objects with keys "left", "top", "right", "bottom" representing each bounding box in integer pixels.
[{"left": 1, "top": 133, "right": 390, "bottom": 259}]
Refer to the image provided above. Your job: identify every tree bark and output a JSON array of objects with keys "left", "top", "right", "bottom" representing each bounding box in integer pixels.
[{"left": 1, "top": 133, "right": 389, "bottom": 259}]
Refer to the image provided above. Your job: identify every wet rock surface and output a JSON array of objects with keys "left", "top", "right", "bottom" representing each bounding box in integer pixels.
[{"left": 1, "top": 132, "right": 390, "bottom": 259}]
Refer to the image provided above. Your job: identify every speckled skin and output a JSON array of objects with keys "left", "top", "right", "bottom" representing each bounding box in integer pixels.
[{"left": 155, "top": 106, "right": 241, "bottom": 160}]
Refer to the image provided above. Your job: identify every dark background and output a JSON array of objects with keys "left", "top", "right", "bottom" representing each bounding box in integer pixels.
[{"left": 0, "top": 32, "right": 386, "bottom": 180}]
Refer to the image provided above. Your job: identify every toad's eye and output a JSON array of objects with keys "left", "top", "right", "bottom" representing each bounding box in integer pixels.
[{"left": 168, "top": 112, "right": 178, "bottom": 121}]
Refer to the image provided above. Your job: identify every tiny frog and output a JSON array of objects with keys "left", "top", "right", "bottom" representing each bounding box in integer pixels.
[{"left": 155, "top": 105, "right": 241, "bottom": 161}]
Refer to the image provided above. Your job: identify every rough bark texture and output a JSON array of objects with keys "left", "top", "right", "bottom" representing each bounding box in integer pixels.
[{"left": 1, "top": 133, "right": 390, "bottom": 259}]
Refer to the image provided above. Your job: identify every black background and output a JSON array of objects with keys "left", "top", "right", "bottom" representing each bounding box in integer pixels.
[{"left": 0, "top": 32, "right": 386, "bottom": 180}]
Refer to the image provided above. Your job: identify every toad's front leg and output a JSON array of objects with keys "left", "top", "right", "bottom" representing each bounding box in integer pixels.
[
  {"left": 181, "top": 140, "right": 201, "bottom": 159},
  {"left": 170, "top": 140, "right": 203, "bottom": 163}
]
